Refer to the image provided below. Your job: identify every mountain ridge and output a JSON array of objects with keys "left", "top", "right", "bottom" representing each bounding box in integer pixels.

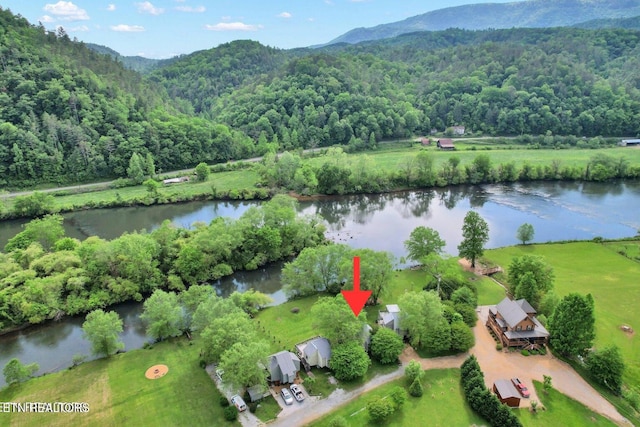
[{"left": 326, "top": 0, "right": 640, "bottom": 45}]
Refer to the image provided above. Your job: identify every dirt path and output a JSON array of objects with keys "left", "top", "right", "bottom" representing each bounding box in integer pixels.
[{"left": 473, "top": 306, "right": 631, "bottom": 426}]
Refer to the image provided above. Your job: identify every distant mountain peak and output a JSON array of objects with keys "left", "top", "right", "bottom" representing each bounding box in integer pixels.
[{"left": 325, "top": 0, "right": 640, "bottom": 46}]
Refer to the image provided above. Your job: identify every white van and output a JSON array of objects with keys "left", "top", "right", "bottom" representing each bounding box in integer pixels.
[{"left": 230, "top": 395, "right": 247, "bottom": 412}]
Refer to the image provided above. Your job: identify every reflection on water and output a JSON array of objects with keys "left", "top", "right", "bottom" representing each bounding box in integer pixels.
[{"left": 1, "top": 181, "right": 640, "bottom": 386}]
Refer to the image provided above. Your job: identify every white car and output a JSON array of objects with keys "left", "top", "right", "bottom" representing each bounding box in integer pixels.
[
  {"left": 230, "top": 395, "right": 247, "bottom": 412},
  {"left": 215, "top": 369, "right": 224, "bottom": 382},
  {"left": 290, "top": 384, "right": 305, "bottom": 402},
  {"left": 280, "top": 387, "right": 294, "bottom": 405}
]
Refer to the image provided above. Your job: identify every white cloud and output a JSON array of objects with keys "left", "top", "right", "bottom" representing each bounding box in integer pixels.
[
  {"left": 69, "top": 25, "right": 89, "bottom": 32},
  {"left": 204, "top": 22, "right": 261, "bottom": 32},
  {"left": 107, "top": 4, "right": 116, "bottom": 12},
  {"left": 307, "top": 17, "right": 315, "bottom": 22},
  {"left": 136, "top": 1, "right": 164, "bottom": 15},
  {"left": 43, "top": 1, "right": 89, "bottom": 21},
  {"left": 175, "top": 5, "right": 206, "bottom": 13},
  {"left": 221, "top": 16, "right": 231, "bottom": 21},
  {"left": 40, "top": 15, "right": 56, "bottom": 23},
  {"left": 277, "top": 12, "right": 292, "bottom": 19},
  {"left": 111, "top": 24, "right": 145, "bottom": 32}
]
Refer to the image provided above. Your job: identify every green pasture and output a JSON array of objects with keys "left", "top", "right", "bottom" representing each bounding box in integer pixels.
[{"left": 0, "top": 337, "right": 236, "bottom": 427}]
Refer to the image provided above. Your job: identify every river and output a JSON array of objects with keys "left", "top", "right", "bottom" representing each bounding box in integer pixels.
[{"left": 1, "top": 181, "right": 639, "bottom": 386}]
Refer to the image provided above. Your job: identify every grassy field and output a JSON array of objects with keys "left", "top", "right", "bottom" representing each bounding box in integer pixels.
[
  {"left": 308, "top": 369, "right": 485, "bottom": 427},
  {"left": 0, "top": 337, "right": 236, "bottom": 427},
  {"left": 485, "top": 241, "right": 640, "bottom": 389},
  {"left": 309, "top": 369, "right": 616, "bottom": 427},
  {"left": 253, "top": 395, "right": 281, "bottom": 423},
  {"left": 517, "top": 381, "right": 616, "bottom": 427},
  {"left": 307, "top": 143, "right": 640, "bottom": 174}
]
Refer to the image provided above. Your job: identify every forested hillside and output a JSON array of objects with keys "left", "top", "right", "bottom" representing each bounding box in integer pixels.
[
  {"left": 0, "top": 9, "right": 246, "bottom": 188},
  {"left": 185, "top": 28, "right": 640, "bottom": 150},
  {"left": 2, "top": 6, "right": 640, "bottom": 189}
]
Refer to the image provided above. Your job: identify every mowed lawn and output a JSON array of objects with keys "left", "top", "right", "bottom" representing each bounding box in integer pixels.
[
  {"left": 309, "top": 369, "right": 484, "bottom": 427},
  {"left": 485, "top": 241, "right": 640, "bottom": 388},
  {"left": 0, "top": 337, "right": 235, "bottom": 427},
  {"left": 517, "top": 382, "right": 616, "bottom": 427}
]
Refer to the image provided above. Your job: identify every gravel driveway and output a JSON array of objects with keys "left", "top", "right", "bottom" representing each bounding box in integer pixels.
[{"left": 473, "top": 306, "right": 631, "bottom": 426}]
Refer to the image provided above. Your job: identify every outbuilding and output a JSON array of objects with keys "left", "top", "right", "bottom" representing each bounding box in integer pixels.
[{"left": 493, "top": 379, "right": 521, "bottom": 407}]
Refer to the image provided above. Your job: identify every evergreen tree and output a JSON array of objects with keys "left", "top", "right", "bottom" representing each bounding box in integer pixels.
[{"left": 127, "top": 153, "right": 145, "bottom": 184}]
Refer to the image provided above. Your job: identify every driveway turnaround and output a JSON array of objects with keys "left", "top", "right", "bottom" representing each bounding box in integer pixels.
[{"left": 473, "top": 306, "right": 631, "bottom": 426}]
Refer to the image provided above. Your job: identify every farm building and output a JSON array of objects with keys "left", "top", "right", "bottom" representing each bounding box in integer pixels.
[
  {"left": 493, "top": 380, "right": 521, "bottom": 407},
  {"left": 436, "top": 139, "right": 455, "bottom": 150}
]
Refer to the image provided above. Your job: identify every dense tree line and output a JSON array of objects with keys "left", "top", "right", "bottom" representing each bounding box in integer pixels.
[{"left": 0, "top": 195, "right": 324, "bottom": 330}]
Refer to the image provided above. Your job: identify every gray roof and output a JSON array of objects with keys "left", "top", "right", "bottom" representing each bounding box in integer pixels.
[
  {"left": 496, "top": 297, "right": 528, "bottom": 328},
  {"left": 516, "top": 299, "right": 536, "bottom": 314},
  {"left": 379, "top": 312, "right": 394, "bottom": 326},
  {"left": 504, "top": 317, "right": 549, "bottom": 340},
  {"left": 247, "top": 385, "right": 267, "bottom": 402},
  {"left": 269, "top": 351, "right": 300, "bottom": 381},
  {"left": 494, "top": 379, "right": 520, "bottom": 399},
  {"left": 304, "top": 337, "right": 331, "bottom": 360},
  {"left": 386, "top": 304, "right": 400, "bottom": 313}
]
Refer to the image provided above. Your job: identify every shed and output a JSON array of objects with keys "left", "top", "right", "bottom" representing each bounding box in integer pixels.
[
  {"left": 247, "top": 385, "right": 269, "bottom": 402},
  {"left": 420, "top": 137, "right": 431, "bottom": 146},
  {"left": 437, "top": 139, "right": 455, "bottom": 150},
  {"left": 493, "top": 379, "right": 521, "bottom": 407}
]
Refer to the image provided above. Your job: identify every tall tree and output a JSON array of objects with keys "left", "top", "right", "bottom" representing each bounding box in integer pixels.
[
  {"left": 310, "top": 295, "right": 367, "bottom": 345},
  {"left": 282, "top": 244, "right": 351, "bottom": 298},
  {"left": 516, "top": 223, "right": 535, "bottom": 245},
  {"left": 127, "top": 153, "right": 145, "bottom": 184},
  {"left": 586, "top": 345, "right": 625, "bottom": 394},
  {"left": 458, "top": 211, "right": 489, "bottom": 268},
  {"left": 548, "top": 293, "right": 595, "bottom": 357},
  {"left": 140, "top": 290, "right": 183, "bottom": 341},
  {"left": 330, "top": 342, "right": 371, "bottom": 381},
  {"left": 3, "top": 358, "right": 39, "bottom": 385},
  {"left": 370, "top": 327, "right": 404, "bottom": 364},
  {"left": 404, "top": 226, "right": 445, "bottom": 262},
  {"left": 200, "top": 312, "right": 256, "bottom": 363},
  {"left": 82, "top": 309, "right": 124, "bottom": 357},
  {"left": 218, "top": 341, "right": 269, "bottom": 389},
  {"left": 509, "top": 255, "right": 554, "bottom": 309},
  {"left": 339, "top": 249, "right": 394, "bottom": 305},
  {"left": 398, "top": 290, "right": 445, "bottom": 348}
]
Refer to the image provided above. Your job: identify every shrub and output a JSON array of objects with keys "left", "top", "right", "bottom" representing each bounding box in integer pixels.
[
  {"left": 623, "top": 389, "right": 640, "bottom": 411},
  {"left": 367, "top": 397, "right": 395, "bottom": 422},
  {"left": 199, "top": 359, "right": 206, "bottom": 369},
  {"left": 304, "top": 376, "right": 316, "bottom": 394},
  {"left": 328, "top": 416, "right": 349, "bottom": 427},
  {"left": 496, "top": 344, "right": 503, "bottom": 351},
  {"left": 390, "top": 386, "right": 408, "bottom": 408},
  {"left": 405, "top": 360, "right": 422, "bottom": 384},
  {"left": 290, "top": 307, "right": 300, "bottom": 314},
  {"left": 409, "top": 377, "right": 423, "bottom": 397},
  {"left": 521, "top": 349, "right": 530, "bottom": 356},
  {"left": 223, "top": 405, "right": 238, "bottom": 421},
  {"left": 219, "top": 395, "right": 230, "bottom": 407},
  {"left": 71, "top": 354, "right": 87, "bottom": 367},
  {"left": 249, "top": 402, "right": 258, "bottom": 413}
]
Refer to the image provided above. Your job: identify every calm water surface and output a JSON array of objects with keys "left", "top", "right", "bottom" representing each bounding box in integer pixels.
[{"left": 1, "top": 181, "right": 639, "bottom": 386}]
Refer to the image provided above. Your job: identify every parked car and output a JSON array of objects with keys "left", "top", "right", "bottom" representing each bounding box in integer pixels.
[
  {"left": 230, "top": 395, "right": 247, "bottom": 412},
  {"left": 215, "top": 369, "right": 224, "bottom": 382},
  {"left": 290, "top": 384, "right": 305, "bottom": 402},
  {"left": 281, "top": 387, "right": 294, "bottom": 405},
  {"left": 511, "top": 378, "right": 530, "bottom": 398}
]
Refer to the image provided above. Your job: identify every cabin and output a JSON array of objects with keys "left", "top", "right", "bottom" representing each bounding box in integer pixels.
[
  {"left": 378, "top": 304, "right": 403, "bottom": 336},
  {"left": 486, "top": 297, "right": 549, "bottom": 349},
  {"left": 267, "top": 351, "right": 300, "bottom": 385},
  {"left": 436, "top": 139, "right": 455, "bottom": 150},
  {"left": 452, "top": 125, "right": 466, "bottom": 136},
  {"left": 493, "top": 380, "right": 521, "bottom": 407},
  {"left": 296, "top": 337, "right": 331, "bottom": 369}
]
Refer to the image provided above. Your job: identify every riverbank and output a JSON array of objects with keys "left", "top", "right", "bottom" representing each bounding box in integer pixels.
[{"left": 2, "top": 142, "right": 640, "bottom": 221}]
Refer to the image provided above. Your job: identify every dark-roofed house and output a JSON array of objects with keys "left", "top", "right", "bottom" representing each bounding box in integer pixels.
[
  {"left": 437, "top": 138, "right": 455, "bottom": 150},
  {"left": 267, "top": 351, "right": 300, "bottom": 385},
  {"left": 493, "top": 379, "right": 521, "bottom": 407},
  {"left": 378, "top": 304, "right": 403, "bottom": 336},
  {"left": 296, "top": 337, "right": 331, "bottom": 369},
  {"left": 486, "top": 297, "right": 549, "bottom": 349}
]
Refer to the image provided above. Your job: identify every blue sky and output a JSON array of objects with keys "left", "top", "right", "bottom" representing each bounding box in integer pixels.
[{"left": 1, "top": 0, "right": 516, "bottom": 58}]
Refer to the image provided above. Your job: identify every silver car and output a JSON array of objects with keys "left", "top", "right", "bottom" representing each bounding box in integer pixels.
[{"left": 280, "top": 387, "right": 294, "bottom": 405}]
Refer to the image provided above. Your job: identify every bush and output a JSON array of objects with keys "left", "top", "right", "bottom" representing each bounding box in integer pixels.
[
  {"left": 71, "top": 354, "right": 87, "bottom": 367},
  {"left": 219, "top": 395, "right": 230, "bottom": 407},
  {"left": 409, "top": 377, "right": 423, "bottom": 397},
  {"left": 328, "top": 416, "right": 349, "bottom": 427},
  {"left": 199, "top": 359, "right": 206, "bottom": 369},
  {"left": 290, "top": 307, "right": 300, "bottom": 314},
  {"left": 367, "top": 397, "right": 395, "bottom": 422},
  {"left": 249, "top": 401, "right": 258, "bottom": 413},
  {"left": 223, "top": 405, "right": 238, "bottom": 421},
  {"left": 405, "top": 360, "right": 422, "bottom": 384},
  {"left": 623, "top": 389, "right": 640, "bottom": 411},
  {"left": 521, "top": 349, "right": 530, "bottom": 356},
  {"left": 496, "top": 344, "right": 503, "bottom": 351}
]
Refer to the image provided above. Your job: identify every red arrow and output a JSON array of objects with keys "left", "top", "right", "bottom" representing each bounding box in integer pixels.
[{"left": 341, "top": 256, "right": 372, "bottom": 317}]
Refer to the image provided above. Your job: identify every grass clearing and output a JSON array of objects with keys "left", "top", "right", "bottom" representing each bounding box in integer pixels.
[
  {"left": 485, "top": 241, "right": 640, "bottom": 389},
  {"left": 475, "top": 276, "right": 507, "bottom": 305},
  {"left": 254, "top": 395, "right": 281, "bottom": 423},
  {"left": 517, "top": 381, "right": 616, "bottom": 427},
  {"left": 309, "top": 369, "right": 484, "bottom": 427},
  {"left": 301, "top": 368, "right": 338, "bottom": 398},
  {"left": 0, "top": 337, "right": 236, "bottom": 427}
]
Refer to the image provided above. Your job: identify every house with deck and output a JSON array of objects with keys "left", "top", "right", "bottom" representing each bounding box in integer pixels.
[
  {"left": 296, "top": 337, "right": 331, "bottom": 370},
  {"left": 486, "top": 297, "right": 549, "bottom": 349}
]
